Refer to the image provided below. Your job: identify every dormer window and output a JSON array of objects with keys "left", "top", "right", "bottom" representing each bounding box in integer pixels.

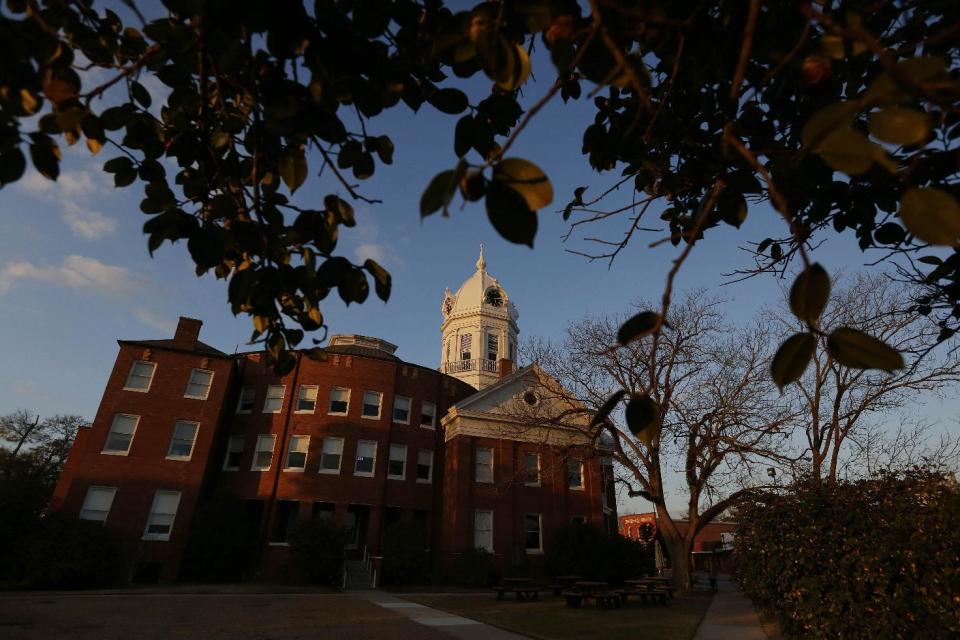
[{"left": 484, "top": 287, "right": 504, "bottom": 307}]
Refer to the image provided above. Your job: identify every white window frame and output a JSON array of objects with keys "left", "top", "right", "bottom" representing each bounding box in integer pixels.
[
  {"left": 123, "top": 360, "right": 156, "bottom": 393},
  {"left": 166, "top": 420, "right": 199, "bottom": 461},
  {"left": 295, "top": 385, "right": 319, "bottom": 414},
  {"left": 392, "top": 395, "right": 411, "bottom": 424},
  {"left": 328, "top": 387, "right": 351, "bottom": 415},
  {"left": 263, "top": 384, "right": 286, "bottom": 413},
  {"left": 319, "top": 437, "right": 345, "bottom": 474},
  {"left": 236, "top": 387, "right": 256, "bottom": 414},
  {"left": 184, "top": 368, "right": 214, "bottom": 400},
  {"left": 524, "top": 452, "right": 541, "bottom": 487},
  {"left": 474, "top": 509, "right": 493, "bottom": 553},
  {"left": 361, "top": 390, "right": 382, "bottom": 420},
  {"left": 525, "top": 513, "right": 543, "bottom": 554},
  {"left": 223, "top": 435, "right": 244, "bottom": 471},
  {"left": 354, "top": 439, "right": 377, "bottom": 477},
  {"left": 387, "top": 443, "right": 407, "bottom": 480},
  {"left": 143, "top": 490, "right": 181, "bottom": 542},
  {"left": 79, "top": 486, "right": 117, "bottom": 523},
  {"left": 416, "top": 449, "right": 433, "bottom": 484},
  {"left": 567, "top": 458, "right": 585, "bottom": 490},
  {"left": 284, "top": 435, "right": 310, "bottom": 472},
  {"left": 102, "top": 413, "right": 139, "bottom": 456},
  {"left": 475, "top": 446, "right": 493, "bottom": 484},
  {"left": 420, "top": 401, "right": 436, "bottom": 429},
  {"left": 251, "top": 434, "right": 277, "bottom": 471}
]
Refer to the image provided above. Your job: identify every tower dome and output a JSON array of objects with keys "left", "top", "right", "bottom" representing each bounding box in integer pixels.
[{"left": 440, "top": 245, "right": 519, "bottom": 390}]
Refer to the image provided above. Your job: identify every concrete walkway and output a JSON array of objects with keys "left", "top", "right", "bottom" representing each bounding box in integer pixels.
[
  {"left": 693, "top": 577, "right": 778, "bottom": 640},
  {"left": 361, "top": 591, "right": 530, "bottom": 640}
]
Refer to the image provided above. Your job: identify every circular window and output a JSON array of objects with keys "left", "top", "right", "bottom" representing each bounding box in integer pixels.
[
  {"left": 523, "top": 390, "right": 538, "bottom": 406},
  {"left": 485, "top": 287, "right": 504, "bottom": 307}
]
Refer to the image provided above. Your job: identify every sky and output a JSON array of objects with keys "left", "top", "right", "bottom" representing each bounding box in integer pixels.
[{"left": 1, "top": 0, "right": 957, "bottom": 517}]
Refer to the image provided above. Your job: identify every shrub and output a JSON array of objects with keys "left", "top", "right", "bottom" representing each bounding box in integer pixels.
[
  {"left": 452, "top": 548, "right": 499, "bottom": 587},
  {"left": 179, "top": 491, "right": 259, "bottom": 582},
  {"left": 545, "top": 523, "right": 653, "bottom": 584},
  {"left": 736, "top": 469, "right": 960, "bottom": 639},
  {"left": 288, "top": 518, "right": 349, "bottom": 586},
  {"left": 19, "top": 513, "right": 124, "bottom": 589},
  {"left": 381, "top": 522, "right": 429, "bottom": 585}
]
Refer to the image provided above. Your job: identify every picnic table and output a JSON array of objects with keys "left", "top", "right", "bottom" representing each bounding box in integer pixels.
[
  {"left": 562, "top": 581, "right": 623, "bottom": 609},
  {"left": 549, "top": 575, "right": 584, "bottom": 596},
  {"left": 495, "top": 577, "right": 540, "bottom": 601},
  {"left": 623, "top": 578, "right": 673, "bottom": 603}
]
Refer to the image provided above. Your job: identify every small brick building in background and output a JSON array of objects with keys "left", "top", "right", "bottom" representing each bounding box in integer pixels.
[
  {"left": 51, "top": 253, "right": 617, "bottom": 583},
  {"left": 619, "top": 513, "right": 737, "bottom": 574}
]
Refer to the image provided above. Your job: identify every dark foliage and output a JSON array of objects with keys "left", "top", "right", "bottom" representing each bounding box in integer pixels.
[
  {"left": 288, "top": 517, "right": 349, "bottom": 586},
  {"left": 178, "top": 491, "right": 259, "bottom": 582},
  {"left": 735, "top": 469, "right": 960, "bottom": 639},
  {"left": 19, "top": 513, "right": 124, "bottom": 589},
  {"left": 545, "top": 523, "right": 654, "bottom": 584},
  {"left": 451, "top": 548, "right": 500, "bottom": 588},
  {"left": 380, "top": 522, "right": 429, "bottom": 586}
]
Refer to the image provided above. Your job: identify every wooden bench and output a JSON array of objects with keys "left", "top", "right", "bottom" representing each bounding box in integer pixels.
[
  {"left": 547, "top": 584, "right": 564, "bottom": 596},
  {"left": 629, "top": 588, "right": 668, "bottom": 604},
  {"left": 494, "top": 586, "right": 541, "bottom": 601},
  {"left": 561, "top": 590, "right": 623, "bottom": 609}
]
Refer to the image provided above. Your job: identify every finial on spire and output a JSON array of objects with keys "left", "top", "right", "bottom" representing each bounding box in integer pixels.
[{"left": 476, "top": 243, "right": 486, "bottom": 271}]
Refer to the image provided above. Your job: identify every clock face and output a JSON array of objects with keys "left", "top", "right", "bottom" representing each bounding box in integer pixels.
[{"left": 485, "top": 287, "right": 504, "bottom": 307}]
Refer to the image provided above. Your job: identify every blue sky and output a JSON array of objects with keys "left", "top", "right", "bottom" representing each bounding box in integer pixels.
[{"left": 1, "top": 1, "right": 956, "bottom": 516}]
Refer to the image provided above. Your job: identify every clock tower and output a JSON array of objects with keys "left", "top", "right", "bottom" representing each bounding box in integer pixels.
[{"left": 440, "top": 245, "right": 519, "bottom": 390}]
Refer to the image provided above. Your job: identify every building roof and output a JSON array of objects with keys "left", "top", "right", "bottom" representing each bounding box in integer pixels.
[
  {"left": 119, "top": 338, "right": 228, "bottom": 358},
  {"left": 443, "top": 245, "right": 518, "bottom": 322},
  {"left": 324, "top": 342, "right": 400, "bottom": 362}
]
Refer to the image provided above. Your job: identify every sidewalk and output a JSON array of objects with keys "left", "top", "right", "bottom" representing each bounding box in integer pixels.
[
  {"left": 361, "top": 591, "right": 530, "bottom": 640},
  {"left": 693, "top": 577, "right": 779, "bottom": 640}
]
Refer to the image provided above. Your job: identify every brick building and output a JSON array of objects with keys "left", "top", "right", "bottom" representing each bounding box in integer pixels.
[
  {"left": 51, "top": 251, "right": 616, "bottom": 582},
  {"left": 619, "top": 513, "right": 737, "bottom": 573}
]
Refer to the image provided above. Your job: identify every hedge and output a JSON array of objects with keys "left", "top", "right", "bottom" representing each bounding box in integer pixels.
[
  {"left": 735, "top": 469, "right": 960, "bottom": 639},
  {"left": 19, "top": 513, "right": 124, "bottom": 589},
  {"left": 288, "top": 518, "right": 350, "bottom": 586},
  {"left": 545, "top": 523, "right": 654, "bottom": 583}
]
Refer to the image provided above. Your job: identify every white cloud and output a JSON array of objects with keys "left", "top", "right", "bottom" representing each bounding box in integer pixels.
[
  {"left": 354, "top": 243, "right": 388, "bottom": 265},
  {"left": 62, "top": 204, "right": 118, "bottom": 240},
  {"left": 18, "top": 169, "right": 98, "bottom": 199},
  {"left": 16, "top": 169, "right": 117, "bottom": 240},
  {"left": 0, "top": 255, "right": 136, "bottom": 295},
  {"left": 132, "top": 308, "right": 176, "bottom": 335}
]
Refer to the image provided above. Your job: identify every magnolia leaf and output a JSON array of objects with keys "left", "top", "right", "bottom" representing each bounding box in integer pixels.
[
  {"left": 0, "top": 148, "right": 27, "bottom": 185},
  {"left": 868, "top": 107, "right": 929, "bottom": 146},
  {"left": 420, "top": 163, "right": 466, "bottom": 217},
  {"left": 827, "top": 327, "right": 904, "bottom": 371},
  {"left": 819, "top": 34, "right": 867, "bottom": 59},
  {"left": 363, "top": 258, "right": 391, "bottom": 302},
  {"left": 427, "top": 88, "right": 469, "bottom": 115},
  {"left": 617, "top": 311, "right": 661, "bottom": 345},
  {"left": 492, "top": 157, "right": 553, "bottom": 210},
  {"left": 801, "top": 102, "right": 858, "bottom": 149},
  {"left": 494, "top": 43, "right": 531, "bottom": 91},
  {"left": 899, "top": 187, "right": 960, "bottom": 246},
  {"left": 279, "top": 146, "right": 307, "bottom": 193},
  {"left": 789, "top": 263, "right": 831, "bottom": 324},
  {"left": 771, "top": 333, "right": 816, "bottom": 390},
  {"left": 590, "top": 389, "right": 626, "bottom": 428},
  {"left": 253, "top": 315, "right": 270, "bottom": 333},
  {"left": 625, "top": 393, "right": 661, "bottom": 447},
  {"left": 486, "top": 179, "right": 537, "bottom": 247},
  {"left": 864, "top": 57, "right": 948, "bottom": 105},
  {"left": 815, "top": 128, "right": 876, "bottom": 175}
]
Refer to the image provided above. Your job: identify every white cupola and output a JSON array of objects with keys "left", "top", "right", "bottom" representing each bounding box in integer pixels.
[{"left": 440, "top": 245, "right": 519, "bottom": 390}]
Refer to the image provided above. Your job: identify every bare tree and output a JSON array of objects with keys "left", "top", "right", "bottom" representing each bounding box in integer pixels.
[
  {"left": 0, "top": 410, "right": 85, "bottom": 483},
  {"left": 769, "top": 274, "right": 960, "bottom": 483},
  {"left": 527, "top": 293, "right": 798, "bottom": 591}
]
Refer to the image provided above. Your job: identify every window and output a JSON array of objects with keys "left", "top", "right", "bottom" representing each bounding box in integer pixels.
[
  {"left": 284, "top": 435, "right": 310, "bottom": 471},
  {"left": 313, "top": 502, "right": 335, "bottom": 521},
  {"left": 328, "top": 387, "right": 350, "bottom": 415},
  {"left": 223, "top": 436, "right": 244, "bottom": 470},
  {"left": 509, "top": 340, "right": 516, "bottom": 362},
  {"left": 236, "top": 387, "right": 256, "bottom": 413},
  {"left": 525, "top": 513, "right": 543, "bottom": 553},
  {"left": 392, "top": 396, "right": 411, "bottom": 424},
  {"left": 79, "top": 486, "right": 117, "bottom": 523},
  {"left": 296, "top": 385, "right": 318, "bottom": 413},
  {"left": 417, "top": 450, "right": 433, "bottom": 483},
  {"left": 387, "top": 444, "right": 407, "bottom": 479},
  {"left": 486, "top": 332, "right": 499, "bottom": 361},
  {"left": 354, "top": 440, "right": 377, "bottom": 476},
  {"left": 524, "top": 452, "right": 540, "bottom": 486},
  {"left": 123, "top": 361, "right": 156, "bottom": 392},
  {"left": 460, "top": 333, "right": 472, "bottom": 360},
  {"left": 474, "top": 510, "right": 493, "bottom": 552},
  {"left": 420, "top": 401, "right": 436, "bottom": 428},
  {"left": 270, "top": 500, "right": 299, "bottom": 544},
  {"left": 475, "top": 446, "right": 493, "bottom": 483},
  {"left": 361, "top": 391, "right": 382, "bottom": 419},
  {"left": 102, "top": 414, "right": 138, "bottom": 455},
  {"left": 184, "top": 368, "right": 214, "bottom": 399},
  {"left": 166, "top": 421, "right": 199, "bottom": 460},
  {"left": 264, "top": 385, "right": 286, "bottom": 413},
  {"left": 143, "top": 490, "right": 181, "bottom": 541},
  {"left": 251, "top": 434, "right": 276, "bottom": 471},
  {"left": 567, "top": 458, "right": 584, "bottom": 490},
  {"left": 319, "top": 437, "right": 344, "bottom": 474}
]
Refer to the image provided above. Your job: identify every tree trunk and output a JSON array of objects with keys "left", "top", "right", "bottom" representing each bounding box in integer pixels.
[{"left": 656, "top": 506, "right": 695, "bottom": 592}]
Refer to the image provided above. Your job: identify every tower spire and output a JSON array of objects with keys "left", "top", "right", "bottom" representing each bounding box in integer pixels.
[{"left": 476, "top": 243, "right": 486, "bottom": 271}]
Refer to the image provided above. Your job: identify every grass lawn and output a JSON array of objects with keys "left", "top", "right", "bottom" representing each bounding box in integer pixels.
[{"left": 404, "top": 591, "right": 714, "bottom": 640}]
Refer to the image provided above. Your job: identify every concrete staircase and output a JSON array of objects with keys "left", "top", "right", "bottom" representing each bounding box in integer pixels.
[{"left": 344, "top": 559, "right": 374, "bottom": 590}]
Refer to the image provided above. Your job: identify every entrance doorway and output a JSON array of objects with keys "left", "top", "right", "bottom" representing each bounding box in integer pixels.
[{"left": 345, "top": 505, "right": 370, "bottom": 557}]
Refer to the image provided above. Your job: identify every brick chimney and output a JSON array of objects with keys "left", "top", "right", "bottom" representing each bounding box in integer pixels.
[
  {"left": 173, "top": 316, "right": 203, "bottom": 350},
  {"left": 499, "top": 358, "right": 513, "bottom": 379}
]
